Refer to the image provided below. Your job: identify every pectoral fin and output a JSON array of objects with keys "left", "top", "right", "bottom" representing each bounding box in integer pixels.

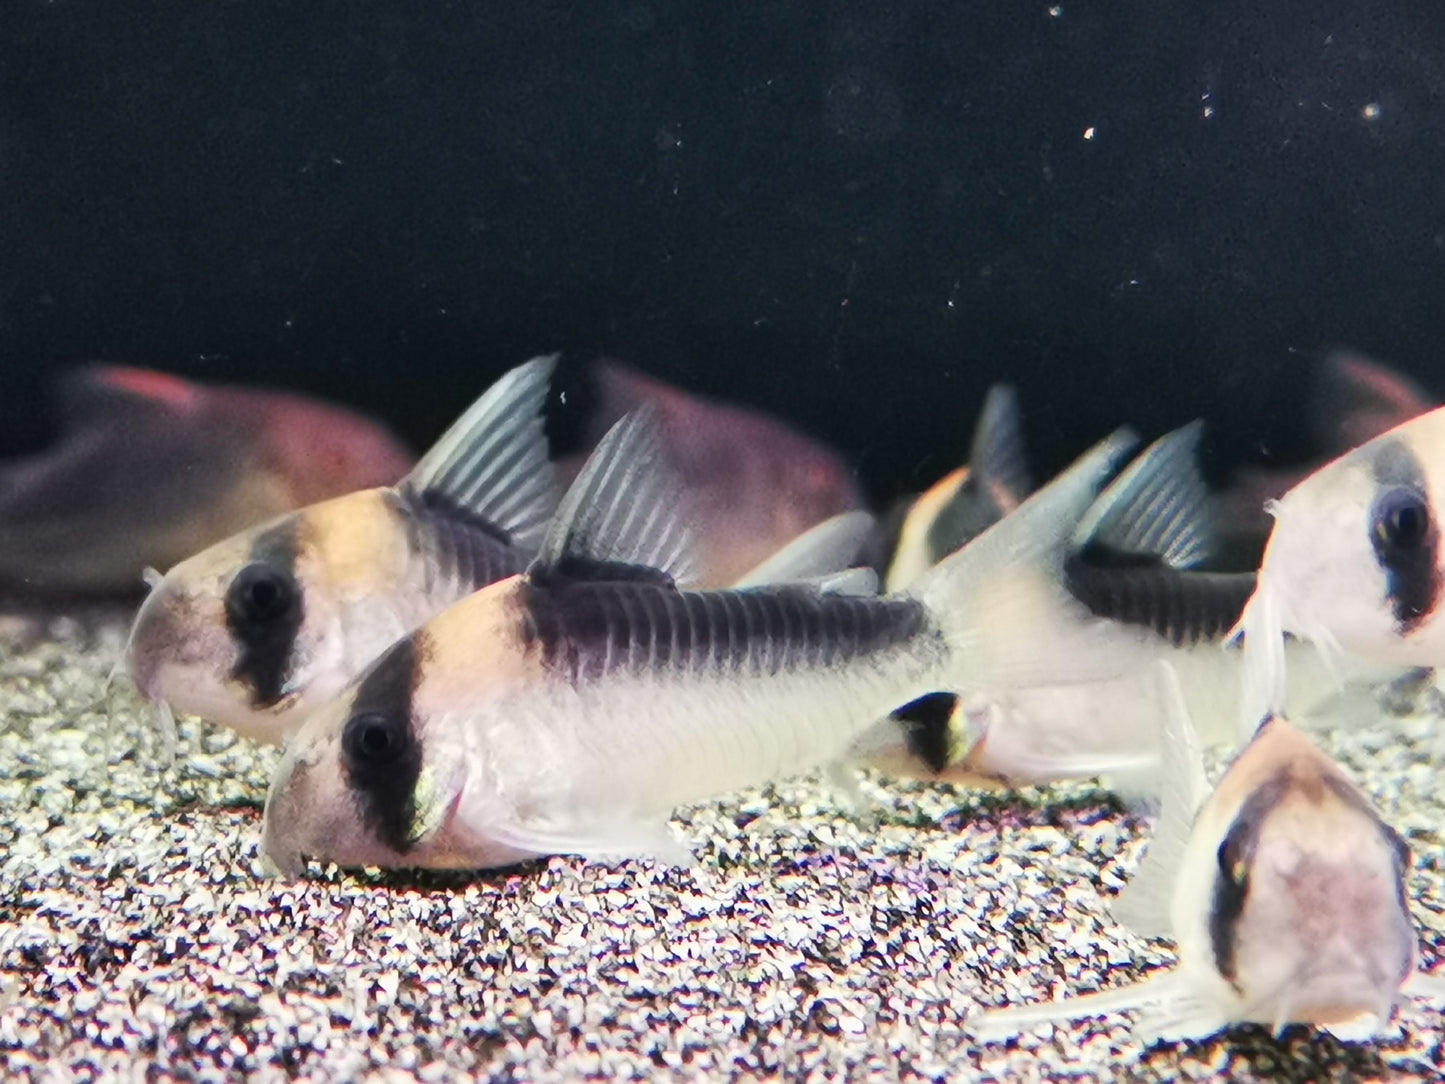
[
  {"left": 974, "top": 968, "right": 1193, "bottom": 1041},
  {"left": 488, "top": 816, "right": 695, "bottom": 867}
]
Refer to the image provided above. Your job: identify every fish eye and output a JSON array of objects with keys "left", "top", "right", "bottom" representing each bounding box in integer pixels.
[
  {"left": 343, "top": 710, "right": 409, "bottom": 767},
  {"left": 226, "top": 562, "right": 298, "bottom": 626},
  {"left": 1371, "top": 486, "right": 1430, "bottom": 552}
]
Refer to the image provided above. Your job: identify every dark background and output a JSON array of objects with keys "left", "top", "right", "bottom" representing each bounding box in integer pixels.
[{"left": 3, "top": 1, "right": 1444, "bottom": 502}]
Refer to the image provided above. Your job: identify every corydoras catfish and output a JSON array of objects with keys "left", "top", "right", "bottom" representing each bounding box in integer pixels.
[
  {"left": 0, "top": 365, "right": 414, "bottom": 594},
  {"left": 261, "top": 410, "right": 1143, "bottom": 876},
  {"left": 565, "top": 361, "right": 862, "bottom": 588},
  {"left": 125, "top": 356, "right": 562, "bottom": 745},
  {"left": 977, "top": 663, "right": 1445, "bottom": 1045},
  {"left": 1235, "top": 399, "right": 1445, "bottom": 728},
  {"left": 883, "top": 384, "right": 1031, "bottom": 592},
  {"left": 868, "top": 424, "right": 1399, "bottom": 799}
]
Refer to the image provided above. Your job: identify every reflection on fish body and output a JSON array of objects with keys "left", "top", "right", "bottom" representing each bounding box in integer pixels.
[
  {"left": 263, "top": 409, "right": 1142, "bottom": 876},
  {"left": 125, "top": 357, "right": 562, "bottom": 745},
  {"left": 0, "top": 365, "right": 415, "bottom": 594},
  {"left": 569, "top": 361, "right": 862, "bottom": 588},
  {"left": 977, "top": 663, "right": 1445, "bottom": 1045},
  {"left": 1237, "top": 402, "right": 1445, "bottom": 727}
]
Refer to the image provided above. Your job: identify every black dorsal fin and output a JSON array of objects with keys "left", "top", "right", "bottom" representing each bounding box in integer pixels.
[
  {"left": 528, "top": 405, "right": 699, "bottom": 587},
  {"left": 967, "top": 384, "right": 1031, "bottom": 502},
  {"left": 924, "top": 385, "right": 1031, "bottom": 562},
  {"left": 401, "top": 355, "right": 561, "bottom": 551}
]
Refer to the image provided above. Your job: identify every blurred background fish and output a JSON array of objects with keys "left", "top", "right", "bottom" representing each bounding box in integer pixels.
[
  {"left": 1213, "top": 351, "right": 1435, "bottom": 569},
  {"left": 0, "top": 365, "right": 414, "bottom": 595}
]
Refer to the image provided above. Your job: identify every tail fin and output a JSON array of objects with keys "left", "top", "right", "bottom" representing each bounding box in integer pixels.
[{"left": 911, "top": 429, "right": 1139, "bottom": 690}]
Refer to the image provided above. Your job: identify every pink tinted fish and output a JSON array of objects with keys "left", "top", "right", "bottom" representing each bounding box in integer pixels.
[{"left": 0, "top": 365, "right": 414, "bottom": 594}]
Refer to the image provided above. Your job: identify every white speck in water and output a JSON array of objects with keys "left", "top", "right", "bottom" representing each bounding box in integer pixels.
[
  {"left": 1362, "top": 102, "right": 1382, "bottom": 121},
  {"left": 1048, "top": 5, "right": 1063, "bottom": 16},
  {"left": 1083, "top": 126, "right": 1096, "bottom": 140}
]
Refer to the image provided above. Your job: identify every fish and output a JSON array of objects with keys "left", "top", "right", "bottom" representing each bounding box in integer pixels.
[
  {"left": 565, "top": 361, "right": 863, "bottom": 588},
  {"left": 866, "top": 423, "right": 1402, "bottom": 798},
  {"left": 260, "top": 407, "right": 1144, "bottom": 877},
  {"left": 882, "top": 384, "right": 1031, "bottom": 592},
  {"left": 0, "top": 365, "right": 415, "bottom": 594},
  {"left": 975, "top": 662, "right": 1445, "bottom": 1045},
  {"left": 124, "top": 356, "right": 562, "bottom": 746},
  {"left": 1235, "top": 398, "right": 1445, "bottom": 729},
  {"left": 1213, "top": 350, "right": 1434, "bottom": 570}
]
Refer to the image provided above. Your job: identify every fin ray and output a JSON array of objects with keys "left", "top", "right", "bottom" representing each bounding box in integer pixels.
[
  {"left": 530, "top": 406, "right": 700, "bottom": 586},
  {"left": 1071, "top": 421, "right": 1212, "bottom": 569},
  {"left": 974, "top": 968, "right": 1191, "bottom": 1040},
  {"left": 968, "top": 384, "right": 1032, "bottom": 503},
  {"left": 488, "top": 816, "right": 694, "bottom": 867},
  {"left": 404, "top": 355, "right": 560, "bottom": 550},
  {"left": 734, "top": 511, "right": 875, "bottom": 588}
]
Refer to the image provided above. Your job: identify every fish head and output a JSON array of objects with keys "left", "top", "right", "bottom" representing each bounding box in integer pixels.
[
  {"left": 1204, "top": 751, "right": 1415, "bottom": 1034},
  {"left": 262, "top": 635, "right": 466, "bottom": 878},
  {"left": 1251, "top": 410, "right": 1445, "bottom": 668},
  {"left": 123, "top": 495, "right": 395, "bottom": 744},
  {"left": 263, "top": 580, "right": 539, "bottom": 876}
]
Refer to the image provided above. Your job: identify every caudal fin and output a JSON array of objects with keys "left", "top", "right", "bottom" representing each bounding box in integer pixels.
[{"left": 911, "top": 429, "right": 1139, "bottom": 690}]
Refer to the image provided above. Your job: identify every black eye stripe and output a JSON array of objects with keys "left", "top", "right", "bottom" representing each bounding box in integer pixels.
[
  {"left": 1209, "top": 773, "right": 1289, "bottom": 988},
  {"left": 1368, "top": 440, "right": 1440, "bottom": 633},
  {"left": 226, "top": 525, "right": 304, "bottom": 708},
  {"left": 342, "top": 635, "right": 424, "bottom": 853}
]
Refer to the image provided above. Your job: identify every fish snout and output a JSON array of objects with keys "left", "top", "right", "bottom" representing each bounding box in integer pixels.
[{"left": 125, "top": 583, "right": 177, "bottom": 703}]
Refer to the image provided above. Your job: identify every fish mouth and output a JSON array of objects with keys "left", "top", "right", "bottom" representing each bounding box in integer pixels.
[{"left": 1247, "top": 966, "right": 1396, "bottom": 1035}]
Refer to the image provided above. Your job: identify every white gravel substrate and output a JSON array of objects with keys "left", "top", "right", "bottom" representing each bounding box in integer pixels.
[{"left": 1, "top": 604, "right": 1443, "bottom": 1082}]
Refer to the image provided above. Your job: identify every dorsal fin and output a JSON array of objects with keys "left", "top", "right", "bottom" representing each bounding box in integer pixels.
[
  {"left": 922, "top": 386, "right": 1031, "bottom": 565},
  {"left": 402, "top": 355, "right": 560, "bottom": 551},
  {"left": 967, "top": 384, "right": 1031, "bottom": 502},
  {"left": 1111, "top": 661, "right": 1212, "bottom": 940},
  {"left": 529, "top": 405, "right": 699, "bottom": 587},
  {"left": 1071, "top": 421, "right": 1212, "bottom": 570},
  {"left": 733, "top": 511, "right": 875, "bottom": 588}
]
